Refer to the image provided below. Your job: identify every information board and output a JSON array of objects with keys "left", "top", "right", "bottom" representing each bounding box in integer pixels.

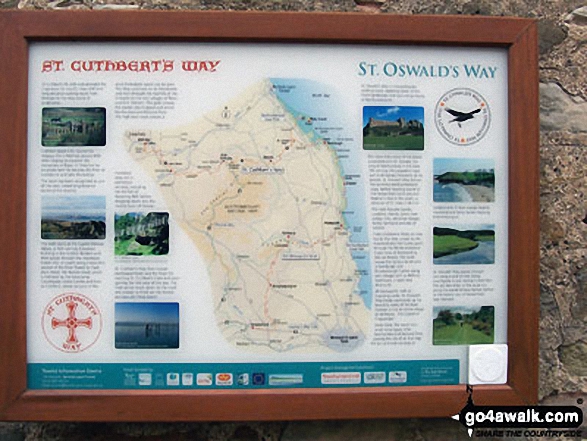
[
  {"left": 0, "top": 11, "right": 539, "bottom": 421},
  {"left": 27, "top": 42, "right": 508, "bottom": 390}
]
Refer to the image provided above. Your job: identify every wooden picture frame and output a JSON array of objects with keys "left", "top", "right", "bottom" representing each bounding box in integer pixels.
[{"left": 0, "top": 11, "right": 539, "bottom": 421}]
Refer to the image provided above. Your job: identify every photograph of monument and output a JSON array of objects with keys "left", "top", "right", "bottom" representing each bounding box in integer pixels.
[{"left": 42, "top": 107, "right": 106, "bottom": 147}]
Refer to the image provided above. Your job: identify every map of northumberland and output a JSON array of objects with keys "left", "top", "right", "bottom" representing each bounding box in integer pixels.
[{"left": 125, "top": 79, "right": 369, "bottom": 353}]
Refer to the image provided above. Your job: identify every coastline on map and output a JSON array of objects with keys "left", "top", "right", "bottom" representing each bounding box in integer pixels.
[
  {"left": 433, "top": 225, "right": 495, "bottom": 265},
  {"left": 272, "top": 78, "right": 373, "bottom": 311},
  {"left": 41, "top": 195, "right": 106, "bottom": 240},
  {"left": 433, "top": 158, "right": 495, "bottom": 203},
  {"left": 433, "top": 305, "right": 495, "bottom": 345}
]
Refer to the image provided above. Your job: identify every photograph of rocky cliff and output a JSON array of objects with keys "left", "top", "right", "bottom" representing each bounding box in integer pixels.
[{"left": 114, "top": 212, "right": 169, "bottom": 256}]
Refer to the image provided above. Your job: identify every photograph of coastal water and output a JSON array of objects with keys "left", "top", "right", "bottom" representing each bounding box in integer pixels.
[
  {"left": 433, "top": 225, "right": 495, "bottom": 265},
  {"left": 433, "top": 158, "right": 495, "bottom": 203},
  {"left": 433, "top": 306, "right": 495, "bottom": 345},
  {"left": 41, "top": 195, "right": 106, "bottom": 240},
  {"left": 362, "top": 106, "right": 424, "bottom": 150},
  {"left": 115, "top": 302, "right": 179, "bottom": 349},
  {"left": 42, "top": 107, "right": 106, "bottom": 147},
  {"left": 114, "top": 212, "right": 169, "bottom": 256}
]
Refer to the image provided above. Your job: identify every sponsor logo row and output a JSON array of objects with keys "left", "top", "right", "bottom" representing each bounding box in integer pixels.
[
  {"left": 135, "top": 371, "right": 407, "bottom": 387},
  {"left": 322, "top": 371, "right": 407, "bottom": 385}
]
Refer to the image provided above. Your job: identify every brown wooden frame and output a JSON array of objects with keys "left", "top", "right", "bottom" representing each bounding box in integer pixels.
[{"left": 0, "top": 11, "right": 539, "bottom": 421}]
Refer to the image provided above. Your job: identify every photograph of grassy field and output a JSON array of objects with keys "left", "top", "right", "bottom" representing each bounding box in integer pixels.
[
  {"left": 433, "top": 225, "right": 495, "bottom": 265},
  {"left": 363, "top": 106, "right": 424, "bottom": 150},
  {"left": 433, "top": 306, "right": 495, "bottom": 345},
  {"left": 42, "top": 107, "right": 106, "bottom": 147}
]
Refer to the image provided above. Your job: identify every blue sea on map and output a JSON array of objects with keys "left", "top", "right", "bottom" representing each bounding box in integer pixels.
[
  {"left": 433, "top": 241, "right": 495, "bottom": 265},
  {"left": 271, "top": 78, "right": 372, "bottom": 309}
]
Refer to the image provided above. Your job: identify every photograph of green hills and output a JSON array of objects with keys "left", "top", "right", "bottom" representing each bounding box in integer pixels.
[
  {"left": 433, "top": 306, "right": 495, "bottom": 345},
  {"left": 433, "top": 225, "right": 495, "bottom": 265},
  {"left": 41, "top": 195, "right": 106, "bottom": 240},
  {"left": 363, "top": 106, "right": 424, "bottom": 150},
  {"left": 433, "top": 158, "right": 495, "bottom": 203},
  {"left": 115, "top": 212, "right": 169, "bottom": 256}
]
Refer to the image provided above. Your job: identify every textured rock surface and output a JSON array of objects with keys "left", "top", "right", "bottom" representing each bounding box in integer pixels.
[{"left": 1, "top": 0, "right": 586, "bottom": 439}]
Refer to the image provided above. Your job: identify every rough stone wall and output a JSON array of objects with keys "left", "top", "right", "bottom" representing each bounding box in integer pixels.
[{"left": 0, "top": 0, "right": 585, "bottom": 440}]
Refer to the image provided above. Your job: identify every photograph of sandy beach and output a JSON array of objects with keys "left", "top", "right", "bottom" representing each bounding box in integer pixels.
[{"left": 433, "top": 158, "right": 495, "bottom": 203}]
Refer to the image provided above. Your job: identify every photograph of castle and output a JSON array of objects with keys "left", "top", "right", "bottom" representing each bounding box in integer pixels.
[{"left": 362, "top": 106, "right": 424, "bottom": 150}]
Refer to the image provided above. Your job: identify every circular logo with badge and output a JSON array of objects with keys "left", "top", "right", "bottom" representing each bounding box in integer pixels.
[
  {"left": 42, "top": 292, "right": 102, "bottom": 353},
  {"left": 434, "top": 88, "right": 491, "bottom": 146}
]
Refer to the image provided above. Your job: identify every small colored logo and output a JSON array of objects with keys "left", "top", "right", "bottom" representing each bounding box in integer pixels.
[
  {"left": 237, "top": 373, "right": 249, "bottom": 386},
  {"left": 166, "top": 373, "right": 180, "bottom": 386},
  {"left": 321, "top": 372, "right": 361, "bottom": 385},
  {"left": 182, "top": 373, "right": 194, "bottom": 386},
  {"left": 124, "top": 373, "right": 137, "bottom": 387},
  {"left": 215, "top": 373, "right": 233, "bottom": 386},
  {"left": 196, "top": 373, "right": 213, "bottom": 386},
  {"left": 138, "top": 373, "right": 152, "bottom": 386},
  {"left": 252, "top": 372, "right": 266, "bottom": 386},
  {"left": 364, "top": 371, "right": 386, "bottom": 384},
  {"left": 268, "top": 374, "right": 304, "bottom": 386},
  {"left": 388, "top": 371, "right": 408, "bottom": 383}
]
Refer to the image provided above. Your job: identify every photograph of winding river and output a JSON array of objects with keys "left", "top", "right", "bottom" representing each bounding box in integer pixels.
[
  {"left": 433, "top": 158, "right": 495, "bottom": 203},
  {"left": 433, "top": 225, "right": 495, "bottom": 265}
]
